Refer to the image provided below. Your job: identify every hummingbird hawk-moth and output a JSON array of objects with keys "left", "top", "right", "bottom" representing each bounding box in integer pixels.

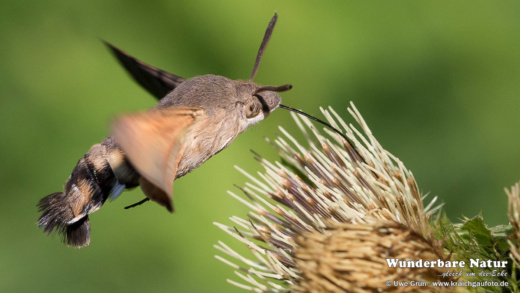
[{"left": 37, "top": 13, "right": 359, "bottom": 247}]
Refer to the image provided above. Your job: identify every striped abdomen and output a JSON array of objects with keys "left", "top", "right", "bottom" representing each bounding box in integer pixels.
[{"left": 37, "top": 136, "right": 140, "bottom": 247}]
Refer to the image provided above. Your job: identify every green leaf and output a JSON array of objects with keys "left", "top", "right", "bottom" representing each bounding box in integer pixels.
[{"left": 433, "top": 214, "right": 519, "bottom": 292}]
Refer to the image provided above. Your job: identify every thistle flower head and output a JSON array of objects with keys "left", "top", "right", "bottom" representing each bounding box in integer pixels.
[{"left": 215, "top": 103, "right": 446, "bottom": 292}]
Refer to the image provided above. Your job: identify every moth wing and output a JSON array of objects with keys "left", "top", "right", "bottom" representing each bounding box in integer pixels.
[
  {"left": 104, "top": 42, "right": 185, "bottom": 100},
  {"left": 112, "top": 107, "right": 205, "bottom": 212}
]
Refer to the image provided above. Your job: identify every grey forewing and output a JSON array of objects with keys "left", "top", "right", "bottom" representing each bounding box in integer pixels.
[{"left": 105, "top": 42, "right": 185, "bottom": 100}]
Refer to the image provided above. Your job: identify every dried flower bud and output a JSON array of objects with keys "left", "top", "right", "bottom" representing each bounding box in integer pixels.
[
  {"left": 293, "top": 222, "right": 450, "bottom": 293},
  {"left": 507, "top": 182, "right": 520, "bottom": 265}
]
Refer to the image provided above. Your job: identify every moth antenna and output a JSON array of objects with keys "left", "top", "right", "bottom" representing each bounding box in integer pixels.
[
  {"left": 250, "top": 13, "right": 278, "bottom": 81},
  {"left": 253, "top": 84, "right": 292, "bottom": 95},
  {"left": 279, "top": 104, "right": 365, "bottom": 162}
]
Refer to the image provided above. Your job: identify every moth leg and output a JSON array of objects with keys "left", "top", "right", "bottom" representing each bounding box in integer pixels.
[{"left": 124, "top": 198, "right": 150, "bottom": 209}]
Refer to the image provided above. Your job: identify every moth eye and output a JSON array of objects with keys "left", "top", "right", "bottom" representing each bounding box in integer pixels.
[{"left": 245, "top": 102, "right": 261, "bottom": 118}]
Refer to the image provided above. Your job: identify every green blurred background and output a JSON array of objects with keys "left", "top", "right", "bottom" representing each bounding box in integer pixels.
[{"left": 2, "top": 1, "right": 520, "bottom": 292}]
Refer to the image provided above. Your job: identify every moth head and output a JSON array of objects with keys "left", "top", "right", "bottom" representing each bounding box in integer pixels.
[{"left": 235, "top": 81, "right": 292, "bottom": 127}]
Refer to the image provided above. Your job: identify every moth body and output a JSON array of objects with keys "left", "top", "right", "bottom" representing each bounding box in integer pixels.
[
  {"left": 38, "top": 72, "right": 283, "bottom": 247},
  {"left": 37, "top": 13, "right": 290, "bottom": 247}
]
